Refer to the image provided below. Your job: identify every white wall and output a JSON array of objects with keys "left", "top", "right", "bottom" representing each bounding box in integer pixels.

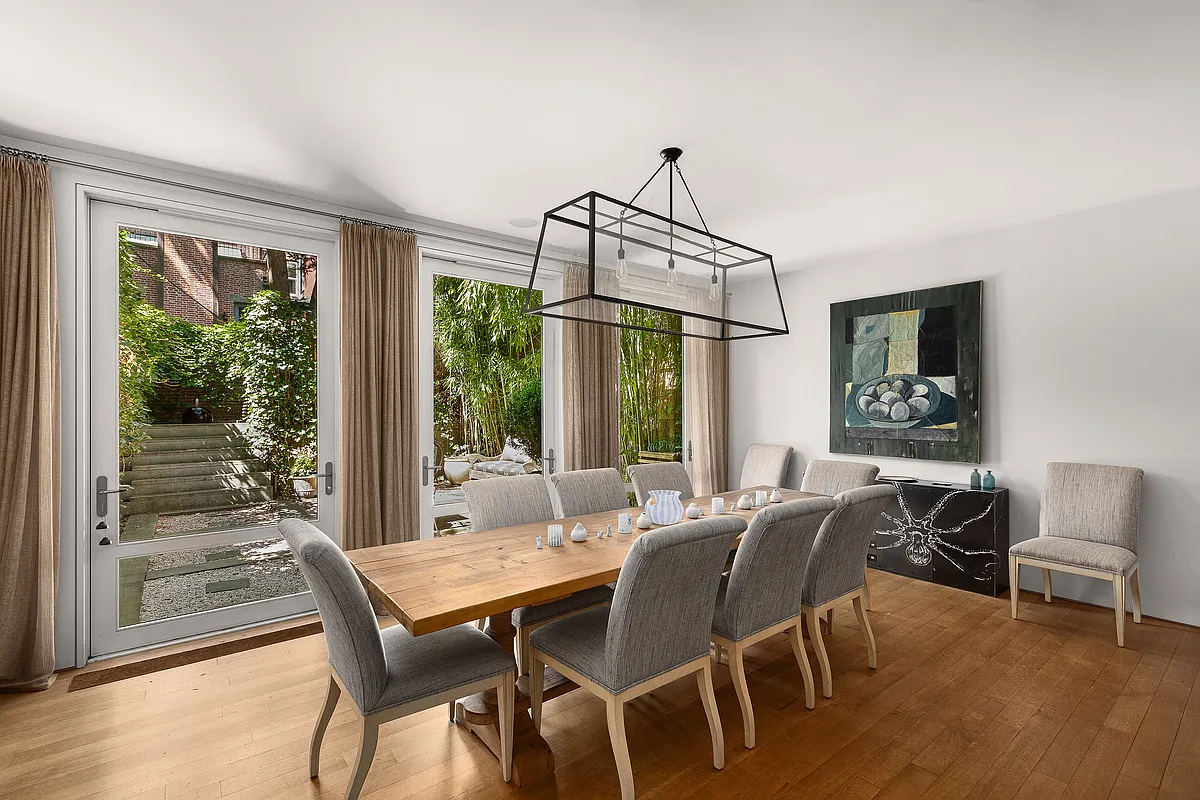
[{"left": 729, "top": 185, "right": 1200, "bottom": 627}]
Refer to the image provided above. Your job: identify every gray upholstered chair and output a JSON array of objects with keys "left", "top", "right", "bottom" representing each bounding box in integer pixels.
[
  {"left": 800, "top": 484, "right": 897, "bottom": 698},
  {"left": 710, "top": 496, "right": 838, "bottom": 747},
  {"left": 799, "top": 459, "right": 881, "bottom": 608},
  {"left": 549, "top": 467, "right": 629, "bottom": 518},
  {"left": 529, "top": 514, "right": 747, "bottom": 800},
  {"left": 278, "top": 520, "right": 515, "bottom": 798},
  {"left": 626, "top": 461, "right": 694, "bottom": 506},
  {"left": 738, "top": 443, "right": 794, "bottom": 490},
  {"left": 1008, "top": 462, "right": 1144, "bottom": 646},
  {"left": 464, "top": 475, "right": 614, "bottom": 673}
]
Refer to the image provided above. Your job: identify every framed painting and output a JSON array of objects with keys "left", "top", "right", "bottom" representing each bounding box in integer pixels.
[{"left": 829, "top": 281, "right": 982, "bottom": 463}]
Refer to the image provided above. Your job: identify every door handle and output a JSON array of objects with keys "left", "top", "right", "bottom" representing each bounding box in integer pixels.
[
  {"left": 95, "top": 475, "right": 131, "bottom": 517},
  {"left": 544, "top": 448, "right": 555, "bottom": 476},
  {"left": 688, "top": 440, "right": 693, "bottom": 462},
  {"left": 422, "top": 456, "right": 437, "bottom": 487},
  {"left": 314, "top": 462, "right": 334, "bottom": 496}
]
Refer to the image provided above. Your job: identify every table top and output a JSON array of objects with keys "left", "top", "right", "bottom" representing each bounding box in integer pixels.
[{"left": 348, "top": 486, "right": 820, "bottom": 636}]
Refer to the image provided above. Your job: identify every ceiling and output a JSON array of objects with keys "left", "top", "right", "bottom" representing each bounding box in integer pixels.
[{"left": 3, "top": 0, "right": 1198, "bottom": 273}]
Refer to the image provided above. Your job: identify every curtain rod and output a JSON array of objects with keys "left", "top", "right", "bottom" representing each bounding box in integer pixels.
[{"left": 0, "top": 143, "right": 537, "bottom": 260}]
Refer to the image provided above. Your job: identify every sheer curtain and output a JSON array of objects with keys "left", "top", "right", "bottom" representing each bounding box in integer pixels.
[
  {"left": 561, "top": 262, "right": 620, "bottom": 471},
  {"left": 339, "top": 222, "right": 420, "bottom": 547},
  {"left": 684, "top": 287, "right": 728, "bottom": 495},
  {"left": 0, "top": 152, "right": 59, "bottom": 691}
]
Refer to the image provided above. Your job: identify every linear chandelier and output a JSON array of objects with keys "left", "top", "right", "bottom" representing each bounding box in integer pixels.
[{"left": 522, "top": 147, "right": 788, "bottom": 341}]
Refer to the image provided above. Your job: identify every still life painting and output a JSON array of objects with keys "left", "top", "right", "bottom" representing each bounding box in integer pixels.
[{"left": 829, "top": 281, "right": 982, "bottom": 463}]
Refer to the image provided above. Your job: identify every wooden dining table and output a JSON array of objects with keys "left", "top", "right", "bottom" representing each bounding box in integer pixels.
[{"left": 347, "top": 486, "right": 820, "bottom": 786}]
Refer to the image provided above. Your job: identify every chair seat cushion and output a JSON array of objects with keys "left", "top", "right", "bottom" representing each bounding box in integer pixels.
[
  {"left": 512, "top": 585, "right": 615, "bottom": 628},
  {"left": 529, "top": 605, "right": 617, "bottom": 692},
  {"left": 371, "top": 623, "right": 513, "bottom": 714},
  {"left": 1009, "top": 536, "right": 1138, "bottom": 576}
]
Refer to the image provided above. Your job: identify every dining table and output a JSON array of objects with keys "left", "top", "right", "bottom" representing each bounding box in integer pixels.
[{"left": 347, "top": 485, "right": 821, "bottom": 786}]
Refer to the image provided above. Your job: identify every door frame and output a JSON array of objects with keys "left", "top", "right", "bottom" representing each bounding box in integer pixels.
[
  {"left": 84, "top": 198, "right": 340, "bottom": 659},
  {"left": 417, "top": 248, "right": 562, "bottom": 539}
]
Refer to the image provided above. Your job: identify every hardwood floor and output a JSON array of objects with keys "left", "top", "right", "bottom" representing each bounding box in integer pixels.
[{"left": 2, "top": 570, "right": 1197, "bottom": 800}]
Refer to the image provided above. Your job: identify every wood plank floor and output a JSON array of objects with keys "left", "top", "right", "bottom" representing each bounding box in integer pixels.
[{"left": 2, "top": 571, "right": 1197, "bottom": 800}]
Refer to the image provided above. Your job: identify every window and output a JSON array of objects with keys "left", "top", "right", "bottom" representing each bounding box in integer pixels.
[
  {"left": 125, "top": 231, "right": 159, "bottom": 247},
  {"left": 619, "top": 308, "right": 683, "bottom": 480},
  {"left": 288, "top": 260, "right": 305, "bottom": 299},
  {"left": 217, "top": 243, "right": 245, "bottom": 258}
]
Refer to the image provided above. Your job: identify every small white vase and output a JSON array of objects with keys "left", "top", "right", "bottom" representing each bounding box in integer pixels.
[
  {"left": 737, "top": 494, "right": 753, "bottom": 510},
  {"left": 570, "top": 522, "right": 589, "bottom": 542},
  {"left": 636, "top": 512, "right": 652, "bottom": 529},
  {"left": 770, "top": 488, "right": 783, "bottom": 503},
  {"left": 685, "top": 503, "right": 703, "bottom": 519}
]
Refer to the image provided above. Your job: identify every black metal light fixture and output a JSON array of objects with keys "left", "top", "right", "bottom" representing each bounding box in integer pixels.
[{"left": 522, "top": 147, "right": 788, "bottom": 341}]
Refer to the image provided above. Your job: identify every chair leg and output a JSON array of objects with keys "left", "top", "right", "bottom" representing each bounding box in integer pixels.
[
  {"left": 862, "top": 566, "right": 872, "bottom": 611},
  {"left": 497, "top": 673, "right": 515, "bottom": 783},
  {"left": 825, "top": 608, "right": 834, "bottom": 633},
  {"left": 345, "top": 715, "right": 379, "bottom": 800},
  {"left": 448, "top": 701, "right": 455, "bottom": 722},
  {"left": 852, "top": 594, "right": 877, "bottom": 669},
  {"left": 805, "top": 607, "right": 833, "bottom": 698},
  {"left": 788, "top": 622, "right": 816, "bottom": 710},
  {"left": 516, "top": 625, "right": 531, "bottom": 676},
  {"left": 1130, "top": 567, "right": 1142, "bottom": 624},
  {"left": 310, "top": 674, "right": 340, "bottom": 778},
  {"left": 1009, "top": 556, "right": 1020, "bottom": 619},
  {"left": 727, "top": 642, "right": 755, "bottom": 748},
  {"left": 1041, "top": 568, "right": 1052, "bottom": 602},
  {"left": 1113, "top": 574, "right": 1127, "bottom": 648},
  {"left": 475, "top": 618, "right": 486, "bottom": 631},
  {"left": 606, "top": 698, "right": 635, "bottom": 800},
  {"left": 530, "top": 655, "right": 545, "bottom": 733},
  {"left": 697, "top": 660, "right": 725, "bottom": 769}
]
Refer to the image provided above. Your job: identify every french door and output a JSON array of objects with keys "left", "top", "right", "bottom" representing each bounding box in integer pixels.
[
  {"left": 418, "top": 253, "right": 560, "bottom": 538},
  {"left": 88, "top": 201, "right": 339, "bottom": 657}
]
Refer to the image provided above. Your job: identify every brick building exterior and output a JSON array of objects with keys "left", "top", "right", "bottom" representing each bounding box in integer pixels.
[{"left": 125, "top": 228, "right": 316, "bottom": 326}]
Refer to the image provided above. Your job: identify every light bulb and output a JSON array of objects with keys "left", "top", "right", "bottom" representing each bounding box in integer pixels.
[
  {"left": 709, "top": 273, "right": 721, "bottom": 302},
  {"left": 616, "top": 247, "right": 628, "bottom": 281},
  {"left": 665, "top": 257, "right": 679, "bottom": 287}
]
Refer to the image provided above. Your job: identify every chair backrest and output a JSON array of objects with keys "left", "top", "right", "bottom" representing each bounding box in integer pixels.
[
  {"left": 464, "top": 474, "right": 555, "bottom": 532},
  {"left": 626, "top": 462, "right": 695, "bottom": 506},
  {"left": 278, "top": 519, "right": 386, "bottom": 713},
  {"left": 550, "top": 467, "right": 628, "bottom": 518},
  {"left": 605, "top": 514, "right": 747, "bottom": 691},
  {"left": 723, "top": 496, "right": 838, "bottom": 639},
  {"left": 739, "top": 443, "right": 794, "bottom": 489},
  {"left": 802, "top": 484, "right": 897, "bottom": 607},
  {"left": 800, "top": 459, "right": 880, "bottom": 497},
  {"left": 1040, "top": 462, "right": 1144, "bottom": 552}
]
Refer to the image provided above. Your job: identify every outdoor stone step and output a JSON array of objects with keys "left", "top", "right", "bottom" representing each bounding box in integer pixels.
[
  {"left": 123, "top": 486, "right": 273, "bottom": 516},
  {"left": 122, "top": 459, "right": 268, "bottom": 481},
  {"left": 123, "top": 472, "right": 273, "bottom": 498},
  {"left": 126, "top": 447, "right": 258, "bottom": 467},
  {"left": 140, "top": 435, "right": 248, "bottom": 453},
  {"left": 146, "top": 423, "right": 242, "bottom": 439}
]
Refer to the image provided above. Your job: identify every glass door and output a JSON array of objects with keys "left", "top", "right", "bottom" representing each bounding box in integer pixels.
[
  {"left": 418, "top": 254, "right": 560, "bottom": 537},
  {"left": 88, "top": 201, "right": 338, "bottom": 657}
]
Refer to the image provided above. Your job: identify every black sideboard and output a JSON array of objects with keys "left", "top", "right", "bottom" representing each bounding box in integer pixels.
[{"left": 868, "top": 479, "right": 1009, "bottom": 597}]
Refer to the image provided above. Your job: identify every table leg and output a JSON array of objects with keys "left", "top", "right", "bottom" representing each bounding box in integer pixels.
[{"left": 457, "top": 611, "right": 562, "bottom": 786}]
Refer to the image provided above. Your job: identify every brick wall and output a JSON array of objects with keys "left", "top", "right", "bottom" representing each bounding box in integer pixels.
[{"left": 161, "top": 233, "right": 216, "bottom": 324}]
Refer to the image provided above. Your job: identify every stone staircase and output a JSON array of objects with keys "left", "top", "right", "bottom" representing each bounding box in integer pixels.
[{"left": 122, "top": 424, "right": 273, "bottom": 516}]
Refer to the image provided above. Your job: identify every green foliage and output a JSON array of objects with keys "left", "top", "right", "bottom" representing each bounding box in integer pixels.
[
  {"left": 619, "top": 307, "right": 684, "bottom": 477},
  {"left": 503, "top": 378, "right": 542, "bottom": 458},
  {"left": 229, "top": 291, "right": 317, "bottom": 497},
  {"left": 433, "top": 276, "right": 542, "bottom": 456}
]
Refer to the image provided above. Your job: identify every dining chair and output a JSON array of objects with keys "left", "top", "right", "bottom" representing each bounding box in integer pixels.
[
  {"left": 738, "top": 443, "right": 794, "bottom": 490},
  {"left": 710, "top": 495, "right": 838, "bottom": 747},
  {"left": 800, "top": 484, "right": 897, "bottom": 698},
  {"left": 529, "top": 514, "right": 747, "bottom": 800},
  {"left": 278, "top": 519, "right": 515, "bottom": 799},
  {"left": 464, "top": 475, "right": 615, "bottom": 673},
  {"left": 1008, "top": 462, "right": 1144, "bottom": 646},
  {"left": 626, "top": 461, "right": 694, "bottom": 506},
  {"left": 550, "top": 467, "right": 630, "bottom": 517},
  {"left": 799, "top": 459, "right": 881, "bottom": 609}
]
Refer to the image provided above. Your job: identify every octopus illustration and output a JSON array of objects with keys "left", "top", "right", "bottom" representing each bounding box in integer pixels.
[{"left": 874, "top": 488, "right": 997, "bottom": 580}]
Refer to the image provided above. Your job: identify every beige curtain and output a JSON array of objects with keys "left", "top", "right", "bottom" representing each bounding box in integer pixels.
[
  {"left": 0, "top": 153, "right": 59, "bottom": 691},
  {"left": 340, "top": 222, "right": 419, "bottom": 547},
  {"left": 561, "top": 262, "right": 620, "bottom": 471},
  {"left": 684, "top": 286, "right": 728, "bottom": 495}
]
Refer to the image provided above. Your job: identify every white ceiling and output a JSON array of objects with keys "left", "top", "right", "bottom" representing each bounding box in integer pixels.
[{"left": 3, "top": 0, "right": 1199, "bottom": 272}]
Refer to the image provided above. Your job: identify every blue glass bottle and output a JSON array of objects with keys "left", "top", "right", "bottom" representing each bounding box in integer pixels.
[
  {"left": 982, "top": 470, "right": 996, "bottom": 490},
  {"left": 969, "top": 469, "right": 981, "bottom": 489}
]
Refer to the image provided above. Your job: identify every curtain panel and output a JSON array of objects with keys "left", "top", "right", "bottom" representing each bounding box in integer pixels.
[
  {"left": 684, "top": 287, "right": 728, "bottom": 495},
  {"left": 561, "top": 262, "right": 620, "bottom": 471},
  {"left": 340, "top": 222, "right": 419, "bottom": 547},
  {"left": 0, "top": 154, "right": 60, "bottom": 691}
]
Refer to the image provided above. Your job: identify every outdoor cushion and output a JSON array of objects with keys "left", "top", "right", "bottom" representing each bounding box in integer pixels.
[
  {"left": 1009, "top": 536, "right": 1138, "bottom": 576},
  {"left": 372, "top": 622, "right": 514, "bottom": 714},
  {"left": 472, "top": 460, "right": 528, "bottom": 477},
  {"left": 512, "top": 584, "right": 614, "bottom": 627},
  {"left": 500, "top": 440, "right": 531, "bottom": 463}
]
